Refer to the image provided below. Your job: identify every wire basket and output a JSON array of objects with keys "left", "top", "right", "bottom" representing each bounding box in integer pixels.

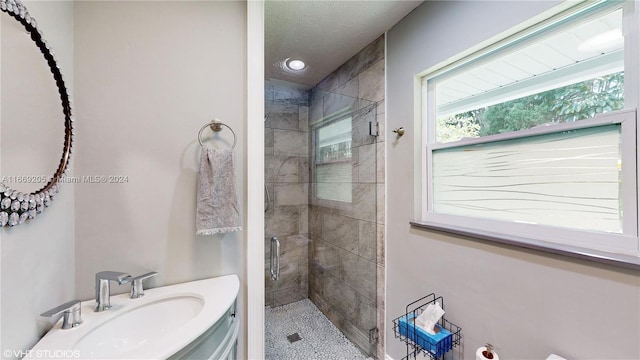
[{"left": 392, "top": 293, "right": 462, "bottom": 360}]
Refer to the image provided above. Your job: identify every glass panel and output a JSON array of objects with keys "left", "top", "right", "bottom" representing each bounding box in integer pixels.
[
  {"left": 433, "top": 7, "right": 624, "bottom": 143},
  {"left": 431, "top": 124, "right": 622, "bottom": 233},
  {"left": 264, "top": 81, "right": 311, "bottom": 308},
  {"left": 264, "top": 82, "right": 379, "bottom": 357},
  {"left": 309, "top": 90, "right": 378, "bottom": 356}
]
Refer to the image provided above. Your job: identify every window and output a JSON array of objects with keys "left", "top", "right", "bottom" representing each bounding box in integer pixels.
[
  {"left": 420, "top": 1, "right": 639, "bottom": 255},
  {"left": 315, "top": 116, "right": 352, "bottom": 202}
]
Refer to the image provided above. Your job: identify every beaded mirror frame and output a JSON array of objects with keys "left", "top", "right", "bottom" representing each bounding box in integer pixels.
[{"left": 0, "top": 0, "right": 73, "bottom": 227}]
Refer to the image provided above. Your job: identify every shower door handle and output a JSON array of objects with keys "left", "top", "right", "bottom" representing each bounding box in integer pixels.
[{"left": 270, "top": 237, "right": 280, "bottom": 281}]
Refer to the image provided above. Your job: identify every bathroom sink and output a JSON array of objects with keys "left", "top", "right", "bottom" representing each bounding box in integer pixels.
[
  {"left": 74, "top": 295, "right": 204, "bottom": 358},
  {"left": 28, "top": 274, "right": 239, "bottom": 359}
]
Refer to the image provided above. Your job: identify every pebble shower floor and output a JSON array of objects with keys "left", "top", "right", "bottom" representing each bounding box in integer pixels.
[{"left": 265, "top": 298, "right": 374, "bottom": 360}]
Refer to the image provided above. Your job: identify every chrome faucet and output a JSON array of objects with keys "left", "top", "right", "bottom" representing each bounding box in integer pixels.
[
  {"left": 130, "top": 271, "right": 158, "bottom": 299},
  {"left": 41, "top": 300, "right": 83, "bottom": 329},
  {"left": 95, "top": 271, "right": 132, "bottom": 312}
]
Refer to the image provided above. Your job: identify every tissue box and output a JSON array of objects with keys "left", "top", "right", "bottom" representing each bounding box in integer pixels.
[{"left": 397, "top": 313, "right": 453, "bottom": 357}]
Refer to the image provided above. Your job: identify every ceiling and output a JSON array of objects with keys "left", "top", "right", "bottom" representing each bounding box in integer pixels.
[{"left": 265, "top": 0, "right": 423, "bottom": 88}]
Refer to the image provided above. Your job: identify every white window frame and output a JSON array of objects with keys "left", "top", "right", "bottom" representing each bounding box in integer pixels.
[{"left": 415, "top": 0, "right": 640, "bottom": 260}]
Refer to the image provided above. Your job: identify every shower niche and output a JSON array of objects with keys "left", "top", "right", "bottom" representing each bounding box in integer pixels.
[{"left": 265, "top": 80, "right": 380, "bottom": 357}]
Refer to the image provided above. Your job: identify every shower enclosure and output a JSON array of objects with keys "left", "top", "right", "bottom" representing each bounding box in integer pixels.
[{"left": 265, "top": 80, "right": 379, "bottom": 357}]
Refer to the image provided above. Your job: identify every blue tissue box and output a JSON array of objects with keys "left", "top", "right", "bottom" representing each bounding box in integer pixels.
[{"left": 397, "top": 313, "right": 453, "bottom": 357}]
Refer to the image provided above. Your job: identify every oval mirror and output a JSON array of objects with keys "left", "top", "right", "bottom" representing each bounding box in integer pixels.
[{"left": 0, "top": 0, "right": 73, "bottom": 227}]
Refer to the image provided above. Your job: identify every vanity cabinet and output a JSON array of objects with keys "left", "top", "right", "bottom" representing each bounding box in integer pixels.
[{"left": 169, "top": 300, "right": 239, "bottom": 360}]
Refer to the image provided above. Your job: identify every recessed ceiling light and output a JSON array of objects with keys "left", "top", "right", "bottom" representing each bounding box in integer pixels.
[{"left": 286, "top": 59, "right": 306, "bottom": 71}]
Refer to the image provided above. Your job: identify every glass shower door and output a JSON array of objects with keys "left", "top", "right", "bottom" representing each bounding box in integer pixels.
[{"left": 309, "top": 90, "right": 378, "bottom": 356}]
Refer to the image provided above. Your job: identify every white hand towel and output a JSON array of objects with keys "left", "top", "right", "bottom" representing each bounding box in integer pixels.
[{"left": 196, "top": 146, "right": 242, "bottom": 235}]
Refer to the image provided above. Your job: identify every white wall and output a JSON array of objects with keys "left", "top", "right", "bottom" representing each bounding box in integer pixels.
[
  {"left": 386, "top": 1, "right": 640, "bottom": 359},
  {"left": 73, "top": 0, "right": 247, "bottom": 357},
  {"left": 0, "top": 1, "right": 75, "bottom": 357}
]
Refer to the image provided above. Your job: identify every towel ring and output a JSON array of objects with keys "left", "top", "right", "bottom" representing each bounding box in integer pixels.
[{"left": 198, "top": 120, "right": 237, "bottom": 149}]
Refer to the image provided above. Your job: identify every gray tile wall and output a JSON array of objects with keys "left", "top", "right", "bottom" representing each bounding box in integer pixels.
[
  {"left": 265, "top": 82, "right": 311, "bottom": 307},
  {"left": 308, "top": 35, "right": 386, "bottom": 358}
]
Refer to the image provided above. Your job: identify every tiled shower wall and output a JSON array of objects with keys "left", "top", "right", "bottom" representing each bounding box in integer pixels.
[
  {"left": 264, "top": 82, "right": 310, "bottom": 307},
  {"left": 309, "top": 35, "right": 386, "bottom": 358}
]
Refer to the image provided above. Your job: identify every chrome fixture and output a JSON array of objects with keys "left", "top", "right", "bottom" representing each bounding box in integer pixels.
[
  {"left": 130, "top": 271, "right": 158, "bottom": 299},
  {"left": 41, "top": 300, "right": 82, "bottom": 329},
  {"left": 264, "top": 185, "right": 271, "bottom": 213},
  {"left": 270, "top": 237, "right": 280, "bottom": 281},
  {"left": 485, "top": 343, "right": 495, "bottom": 356},
  {"left": 393, "top": 127, "right": 405, "bottom": 137},
  {"left": 197, "top": 119, "right": 237, "bottom": 149},
  {"left": 369, "top": 121, "right": 379, "bottom": 137},
  {"left": 95, "top": 271, "right": 133, "bottom": 312}
]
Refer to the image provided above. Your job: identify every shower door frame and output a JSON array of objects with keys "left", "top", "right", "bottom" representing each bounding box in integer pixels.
[{"left": 246, "top": 1, "right": 266, "bottom": 359}]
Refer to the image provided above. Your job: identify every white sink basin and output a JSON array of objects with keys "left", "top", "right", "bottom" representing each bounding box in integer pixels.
[
  {"left": 28, "top": 274, "right": 239, "bottom": 359},
  {"left": 75, "top": 296, "right": 204, "bottom": 357}
]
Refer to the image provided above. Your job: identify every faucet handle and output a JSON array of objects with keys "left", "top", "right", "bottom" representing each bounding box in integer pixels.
[
  {"left": 41, "top": 300, "right": 82, "bottom": 329},
  {"left": 130, "top": 271, "right": 158, "bottom": 299}
]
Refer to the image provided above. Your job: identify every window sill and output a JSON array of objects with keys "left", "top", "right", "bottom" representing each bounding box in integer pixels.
[{"left": 410, "top": 220, "right": 640, "bottom": 271}]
